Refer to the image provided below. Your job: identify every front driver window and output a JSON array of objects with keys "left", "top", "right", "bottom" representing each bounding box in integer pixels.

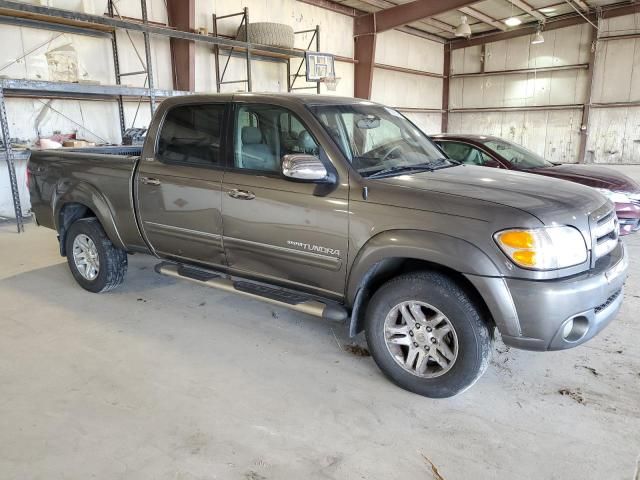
[
  {"left": 437, "top": 141, "right": 494, "bottom": 166},
  {"left": 234, "top": 105, "right": 319, "bottom": 173}
]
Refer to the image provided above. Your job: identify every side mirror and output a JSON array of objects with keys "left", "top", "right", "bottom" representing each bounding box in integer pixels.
[{"left": 281, "top": 154, "right": 329, "bottom": 182}]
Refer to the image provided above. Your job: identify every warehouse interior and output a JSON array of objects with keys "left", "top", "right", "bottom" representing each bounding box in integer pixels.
[{"left": 1, "top": 0, "right": 640, "bottom": 479}]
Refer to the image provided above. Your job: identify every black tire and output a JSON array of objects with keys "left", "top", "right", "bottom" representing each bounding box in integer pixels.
[
  {"left": 237, "top": 22, "right": 295, "bottom": 48},
  {"left": 64, "top": 218, "right": 128, "bottom": 293},
  {"left": 364, "top": 271, "right": 494, "bottom": 398}
]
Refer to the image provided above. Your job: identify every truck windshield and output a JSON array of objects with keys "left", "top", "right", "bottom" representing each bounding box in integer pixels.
[
  {"left": 482, "top": 138, "right": 553, "bottom": 169},
  {"left": 310, "top": 104, "right": 454, "bottom": 177}
]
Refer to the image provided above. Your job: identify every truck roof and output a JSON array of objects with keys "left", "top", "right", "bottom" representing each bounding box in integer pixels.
[{"left": 161, "top": 92, "right": 379, "bottom": 108}]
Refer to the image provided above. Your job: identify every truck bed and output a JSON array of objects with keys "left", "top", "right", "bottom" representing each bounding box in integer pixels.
[{"left": 28, "top": 147, "right": 146, "bottom": 251}]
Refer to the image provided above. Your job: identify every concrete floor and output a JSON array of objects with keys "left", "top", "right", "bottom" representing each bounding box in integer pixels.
[{"left": 1, "top": 182, "right": 640, "bottom": 480}]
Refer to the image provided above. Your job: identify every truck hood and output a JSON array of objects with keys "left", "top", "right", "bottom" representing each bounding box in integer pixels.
[
  {"left": 525, "top": 164, "right": 640, "bottom": 193},
  {"left": 376, "top": 165, "right": 608, "bottom": 220}
]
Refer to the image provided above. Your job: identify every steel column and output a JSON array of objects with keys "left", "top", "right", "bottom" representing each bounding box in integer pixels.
[
  {"left": 0, "top": 86, "right": 24, "bottom": 232},
  {"left": 140, "top": 0, "right": 155, "bottom": 114},
  {"left": 441, "top": 43, "right": 450, "bottom": 133},
  {"left": 108, "top": 0, "right": 125, "bottom": 137},
  {"left": 212, "top": 13, "right": 221, "bottom": 93},
  {"left": 578, "top": 26, "right": 597, "bottom": 164},
  {"left": 354, "top": 33, "right": 376, "bottom": 99},
  {"left": 167, "top": 0, "right": 195, "bottom": 91},
  {"left": 245, "top": 7, "right": 252, "bottom": 92},
  {"left": 316, "top": 25, "right": 320, "bottom": 94}
]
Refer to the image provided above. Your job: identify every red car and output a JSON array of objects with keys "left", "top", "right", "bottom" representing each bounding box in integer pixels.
[{"left": 432, "top": 134, "right": 640, "bottom": 235}]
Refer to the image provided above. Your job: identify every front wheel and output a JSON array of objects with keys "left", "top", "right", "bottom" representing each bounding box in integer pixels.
[
  {"left": 364, "top": 271, "right": 493, "bottom": 398},
  {"left": 65, "top": 218, "right": 128, "bottom": 293}
]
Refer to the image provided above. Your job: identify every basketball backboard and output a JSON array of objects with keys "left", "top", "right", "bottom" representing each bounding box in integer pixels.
[{"left": 305, "top": 52, "right": 336, "bottom": 82}]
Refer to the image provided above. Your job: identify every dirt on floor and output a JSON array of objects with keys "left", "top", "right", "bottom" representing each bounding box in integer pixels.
[{"left": 1, "top": 169, "right": 640, "bottom": 479}]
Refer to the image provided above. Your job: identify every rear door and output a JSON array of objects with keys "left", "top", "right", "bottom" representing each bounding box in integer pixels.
[
  {"left": 136, "top": 102, "right": 228, "bottom": 267},
  {"left": 221, "top": 102, "right": 349, "bottom": 300}
]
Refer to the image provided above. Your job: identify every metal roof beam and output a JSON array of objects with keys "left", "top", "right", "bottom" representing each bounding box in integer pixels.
[
  {"left": 450, "top": 2, "right": 640, "bottom": 49},
  {"left": 458, "top": 6, "right": 507, "bottom": 31},
  {"left": 354, "top": 0, "right": 480, "bottom": 35},
  {"left": 509, "top": 0, "right": 546, "bottom": 22},
  {"left": 354, "top": 0, "right": 457, "bottom": 34},
  {"left": 572, "top": 0, "right": 590, "bottom": 12}
]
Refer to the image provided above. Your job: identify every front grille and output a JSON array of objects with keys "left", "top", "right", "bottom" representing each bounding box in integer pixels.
[
  {"left": 591, "top": 207, "right": 619, "bottom": 260},
  {"left": 594, "top": 289, "right": 621, "bottom": 314}
]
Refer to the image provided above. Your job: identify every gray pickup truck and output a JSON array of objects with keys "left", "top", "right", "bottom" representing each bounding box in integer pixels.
[{"left": 28, "top": 94, "right": 628, "bottom": 398}]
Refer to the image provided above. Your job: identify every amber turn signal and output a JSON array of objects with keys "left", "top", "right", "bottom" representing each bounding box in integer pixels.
[{"left": 497, "top": 231, "right": 535, "bottom": 249}]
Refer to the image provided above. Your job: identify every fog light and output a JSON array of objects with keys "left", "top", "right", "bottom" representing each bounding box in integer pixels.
[
  {"left": 562, "top": 316, "right": 589, "bottom": 342},
  {"left": 562, "top": 319, "right": 574, "bottom": 339}
]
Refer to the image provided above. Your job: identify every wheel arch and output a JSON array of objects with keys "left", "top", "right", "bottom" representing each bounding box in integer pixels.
[
  {"left": 54, "top": 182, "right": 125, "bottom": 256},
  {"left": 346, "top": 230, "right": 501, "bottom": 337}
]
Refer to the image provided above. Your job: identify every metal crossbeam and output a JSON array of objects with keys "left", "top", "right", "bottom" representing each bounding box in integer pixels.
[
  {"left": 0, "top": 79, "right": 190, "bottom": 99},
  {"left": 0, "top": 86, "right": 24, "bottom": 232}
]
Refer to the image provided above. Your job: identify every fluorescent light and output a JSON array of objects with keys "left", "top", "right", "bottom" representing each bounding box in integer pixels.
[
  {"left": 455, "top": 15, "right": 472, "bottom": 38},
  {"left": 504, "top": 17, "right": 522, "bottom": 26},
  {"left": 539, "top": 7, "right": 556, "bottom": 13},
  {"left": 532, "top": 30, "right": 545, "bottom": 44}
]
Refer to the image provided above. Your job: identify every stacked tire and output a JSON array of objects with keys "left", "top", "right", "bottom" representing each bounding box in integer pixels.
[{"left": 237, "top": 22, "right": 295, "bottom": 49}]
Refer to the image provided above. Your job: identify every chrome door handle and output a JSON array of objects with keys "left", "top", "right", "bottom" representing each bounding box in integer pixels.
[
  {"left": 141, "top": 176, "right": 161, "bottom": 186},
  {"left": 228, "top": 189, "right": 255, "bottom": 200}
]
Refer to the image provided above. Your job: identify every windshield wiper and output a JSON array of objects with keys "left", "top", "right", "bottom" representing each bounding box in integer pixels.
[
  {"left": 366, "top": 163, "right": 435, "bottom": 179},
  {"left": 440, "top": 157, "right": 461, "bottom": 166}
]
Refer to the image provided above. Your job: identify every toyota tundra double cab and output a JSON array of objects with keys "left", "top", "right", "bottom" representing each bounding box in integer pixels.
[{"left": 28, "top": 94, "right": 628, "bottom": 398}]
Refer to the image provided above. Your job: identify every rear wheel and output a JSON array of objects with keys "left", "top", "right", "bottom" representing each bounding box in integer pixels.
[
  {"left": 365, "top": 271, "right": 493, "bottom": 398},
  {"left": 65, "top": 218, "right": 128, "bottom": 293}
]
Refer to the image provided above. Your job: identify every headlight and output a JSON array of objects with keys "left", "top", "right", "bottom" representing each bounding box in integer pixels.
[
  {"left": 594, "top": 188, "right": 631, "bottom": 204},
  {"left": 494, "top": 226, "right": 587, "bottom": 270}
]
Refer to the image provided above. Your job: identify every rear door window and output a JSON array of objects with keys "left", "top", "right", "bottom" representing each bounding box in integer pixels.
[{"left": 157, "top": 104, "right": 226, "bottom": 167}]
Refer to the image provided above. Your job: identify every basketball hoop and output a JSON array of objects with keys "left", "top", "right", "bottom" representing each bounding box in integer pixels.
[{"left": 320, "top": 74, "right": 341, "bottom": 91}]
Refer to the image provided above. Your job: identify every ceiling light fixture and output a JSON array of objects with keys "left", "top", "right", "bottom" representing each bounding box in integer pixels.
[
  {"left": 504, "top": 17, "right": 522, "bottom": 26},
  {"left": 539, "top": 7, "right": 557, "bottom": 13},
  {"left": 531, "top": 28, "right": 545, "bottom": 44},
  {"left": 455, "top": 16, "right": 472, "bottom": 38}
]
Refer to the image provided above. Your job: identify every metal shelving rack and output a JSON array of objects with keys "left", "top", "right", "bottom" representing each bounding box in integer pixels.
[
  {"left": 212, "top": 8, "right": 253, "bottom": 92},
  {"left": 289, "top": 27, "right": 321, "bottom": 94},
  {"left": 0, "top": 0, "right": 325, "bottom": 232},
  {"left": 211, "top": 8, "right": 321, "bottom": 94}
]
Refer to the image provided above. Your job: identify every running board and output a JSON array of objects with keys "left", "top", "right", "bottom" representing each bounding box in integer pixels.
[{"left": 155, "top": 262, "right": 347, "bottom": 322}]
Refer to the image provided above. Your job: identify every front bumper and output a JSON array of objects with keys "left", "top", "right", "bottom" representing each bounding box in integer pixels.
[{"left": 466, "top": 241, "right": 628, "bottom": 351}]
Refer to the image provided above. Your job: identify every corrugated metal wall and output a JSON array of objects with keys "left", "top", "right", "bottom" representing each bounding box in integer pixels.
[
  {"left": 586, "top": 13, "right": 640, "bottom": 164},
  {"left": 448, "top": 24, "right": 592, "bottom": 163},
  {"left": 449, "top": 16, "right": 640, "bottom": 164},
  {"left": 372, "top": 29, "right": 443, "bottom": 134}
]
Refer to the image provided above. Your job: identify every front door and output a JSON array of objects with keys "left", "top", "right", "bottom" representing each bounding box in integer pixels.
[
  {"left": 136, "top": 102, "right": 228, "bottom": 267},
  {"left": 221, "top": 103, "right": 349, "bottom": 300}
]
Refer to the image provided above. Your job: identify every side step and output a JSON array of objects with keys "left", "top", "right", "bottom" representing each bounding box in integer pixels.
[{"left": 155, "top": 262, "right": 347, "bottom": 322}]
